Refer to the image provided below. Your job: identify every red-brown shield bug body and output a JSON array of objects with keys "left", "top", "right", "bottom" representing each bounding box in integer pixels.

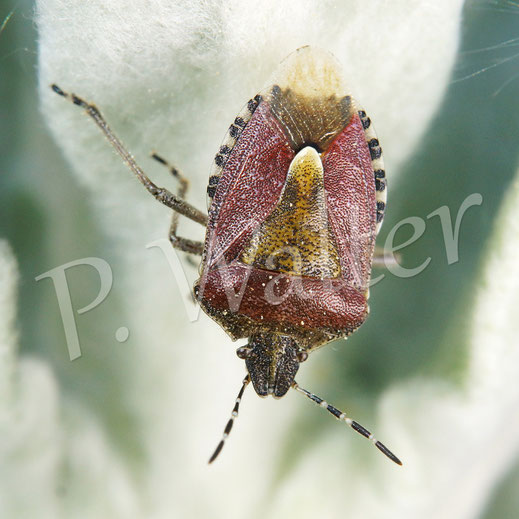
[{"left": 52, "top": 46, "right": 401, "bottom": 466}]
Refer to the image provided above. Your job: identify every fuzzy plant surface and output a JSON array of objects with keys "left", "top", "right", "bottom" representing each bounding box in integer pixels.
[{"left": 2, "top": 0, "right": 519, "bottom": 518}]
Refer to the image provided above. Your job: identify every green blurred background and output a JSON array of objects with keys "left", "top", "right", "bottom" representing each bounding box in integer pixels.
[{"left": 1, "top": 0, "right": 519, "bottom": 516}]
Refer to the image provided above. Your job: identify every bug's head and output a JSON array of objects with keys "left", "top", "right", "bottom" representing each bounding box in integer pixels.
[
  {"left": 236, "top": 333, "right": 308, "bottom": 398},
  {"left": 210, "top": 334, "right": 401, "bottom": 467}
]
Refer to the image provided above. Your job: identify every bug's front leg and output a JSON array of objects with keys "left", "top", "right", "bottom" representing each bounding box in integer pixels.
[{"left": 151, "top": 153, "right": 205, "bottom": 256}]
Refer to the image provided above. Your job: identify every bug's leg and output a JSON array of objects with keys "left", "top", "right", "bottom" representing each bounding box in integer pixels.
[
  {"left": 209, "top": 375, "right": 250, "bottom": 464},
  {"left": 50, "top": 84, "right": 208, "bottom": 228},
  {"left": 292, "top": 382, "right": 402, "bottom": 466},
  {"left": 372, "top": 247, "right": 400, "bottom": 268},
  {"left": 151, "top": 153, "right": 204, "bottom": 256}
]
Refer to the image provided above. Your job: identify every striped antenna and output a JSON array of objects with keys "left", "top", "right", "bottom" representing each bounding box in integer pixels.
[
  {"left": 292, "top": 382, "right": 402, "bottom": 465},
  {"left": 209, "top": 375, "right": 250, "bottom": 464}
]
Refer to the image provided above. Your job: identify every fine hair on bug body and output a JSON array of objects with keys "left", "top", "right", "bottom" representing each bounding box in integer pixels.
[{"left": 51, "top": 46, "right": 401, "bottom": 466}]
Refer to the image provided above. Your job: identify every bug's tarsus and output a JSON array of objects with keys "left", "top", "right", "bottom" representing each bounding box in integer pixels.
[
  {"left": 151, "top": 151, "right": 189, "bottom": 199},
  {"left": 209, "top": 375, "right": 250, "bottom": 464},
  {"left": 151, "top": 152, "right": 184, "bottom": 183},
  {"left": 151, "top": 152, "right": 204, "bottom": 256},
  {"left": 50, "top": 84, "right": 208, "bottom": 229},
  {"left": 51, "top": 84, "right": 65, "bottom": 97},
  {"left": 292, "top": 382, "right": 402, "bottom": 466}
]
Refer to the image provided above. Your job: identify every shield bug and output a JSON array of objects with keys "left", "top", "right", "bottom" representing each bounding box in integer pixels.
[{"left": 51, "top": 46, "right": 401, "bottom": 466}]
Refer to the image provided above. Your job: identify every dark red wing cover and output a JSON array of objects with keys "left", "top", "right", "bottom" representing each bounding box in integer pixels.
[
  {"left": 203, "top": 102, "right": 295, "bottom": 268},
  {"left": 323, "top": 113, "right": 377, "bottom": 290}
]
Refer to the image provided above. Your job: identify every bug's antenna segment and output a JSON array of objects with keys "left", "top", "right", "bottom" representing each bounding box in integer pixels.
[
  {"left": 209, "top": 375, "right": 251, "bottom": 464},
  {"left": 50, "top": 84, "right": 208, "bottom": 227},
  {"left": 292, "top": 382, "right": 402, "bottom": 466}
]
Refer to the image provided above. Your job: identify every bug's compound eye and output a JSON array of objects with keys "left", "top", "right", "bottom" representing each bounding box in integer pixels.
[
  {"left": 296, "top": 350, "right": 308, "bottom": 363},
  {"left": 236, "top": 346, "right": 252, "bottom": 359}
]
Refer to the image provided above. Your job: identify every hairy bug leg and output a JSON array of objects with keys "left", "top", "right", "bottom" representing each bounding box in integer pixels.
[
  {"left": 50, "top": 84, "right": 208, "bottom": 228},
  {"left": 372, "top": 247, "right": 400, "bottom": 268},
  {"left": 151, "top": 152, "right": 204, "bottom": 256}
]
